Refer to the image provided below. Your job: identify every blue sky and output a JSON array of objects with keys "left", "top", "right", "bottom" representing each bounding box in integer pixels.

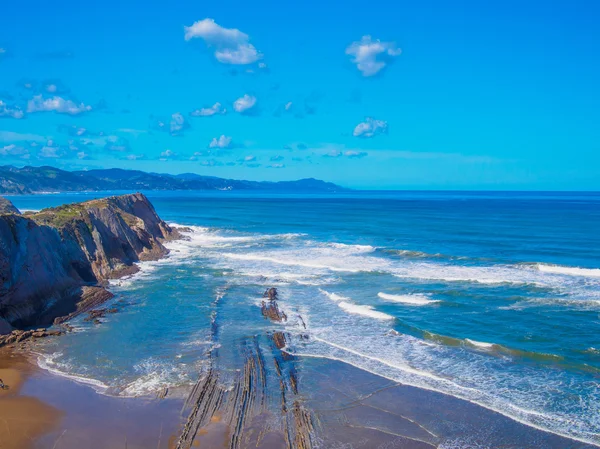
[{"left": 1, "top": 0, "right": 599, "bottom": 189}]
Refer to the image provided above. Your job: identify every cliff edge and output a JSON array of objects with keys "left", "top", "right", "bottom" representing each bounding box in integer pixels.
[
  {"left": 0, "top": 197, "right": 20, "bottom": 215},
  {"left": 0, "top": 193, "right": 178, "bottom": 333}
]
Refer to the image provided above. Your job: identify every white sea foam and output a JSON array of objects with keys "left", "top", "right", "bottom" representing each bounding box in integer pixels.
[
  {"left": 319, "top": 289, "right": 350, "bottom": 302},
  {"left": 337, "top": 301, "right": 394, "bottom": 320},
  {"left": 327, "top": 242, "right": 376, "bottom": 253},
  {"left": 378, "top": 292, "right": 440, "bottom": 306},
  {"left": 37, "top": 352, "right": 109, "bottom": 393},
  {"left": 317, "top": 289, "right": 394, "bottom": 320},
  {"left": 532, "top": 263, "right": 600, "bottom": 278},
  {"left": 120, "top": 357, "right": 193, "bottom": 397},
  {"left": 464, "top": 338, "right": 495, "bottom": 350}
]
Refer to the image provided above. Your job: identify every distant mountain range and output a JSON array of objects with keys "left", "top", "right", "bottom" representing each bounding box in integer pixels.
[{"left": 0, "top": 165, "right": 346, "bottom": 194}]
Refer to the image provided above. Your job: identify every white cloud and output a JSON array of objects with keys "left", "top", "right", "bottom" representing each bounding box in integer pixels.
[
  {"left": 267, "top": 163, "right": 285, "bottom": 169},
  {"left": 190, "top": 102, "right": 226, "bottom": 117},
  {"left": 284, "top": 101, "right": 293, "bottom": 111},
  {"left": 77, "top": 151, "right": 89, "bottom": 159},
  {"left": 346, "top": 35, "right": 401, "bottom": 77},
  {"left": 39, "top": 140, "right": 61, "bottom": 158},
  {"left": 0, "top": 144, "right": 29, "bottom": 158},
  {"left": 233, "top": 94, "right": 257, "bottom": 113},
  {"left": 208, "top": 135, "right": 233, "bottom": 149},
  {"left": 27, "top": 95, "right": 92, "bottom": 115},
  {"left": 353, "top": 117, "right": 388, "bottom": 138},
  {"left": 160, "top": 149, "right": 176, "bottom": 159},
  {"left": 170, "top": 112, "right": 189, "bottom": 135},
  {"left": 244, "top": 155, "right": 256, "bottom": 162},
  {"left": 184, "top": 18, "right": 262, "bottom": 65},
  {"left": 126, "top": 154, "right": 145, "bottom": 160},
  {"left": 345, "top": 150, "right": 368, "bottom": 158},
  {"left": 0, "top": 100, "right": 25, "bottom": 119},
  {"left": 46, "top": 84, "right": 58, "bottom": 93},
  {"left": 324, "top": 150, "right": 342, "bottom": 158}
]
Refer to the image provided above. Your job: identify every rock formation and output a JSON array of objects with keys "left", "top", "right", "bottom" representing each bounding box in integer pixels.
[
  {"left": 0, "top": 197, "right": 19, "bottom": 215},
  {"left": 0, "top": 193, "right": 178, "bottom": 333}
]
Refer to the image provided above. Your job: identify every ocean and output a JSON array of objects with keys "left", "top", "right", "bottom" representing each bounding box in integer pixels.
[{"left": 9, "top": 190, "right": 600, "bottom": 447}]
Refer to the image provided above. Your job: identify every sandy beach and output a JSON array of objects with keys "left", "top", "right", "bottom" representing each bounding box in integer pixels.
[
  {"left": 0, "top": 349, "right": 185, "bottom": 449},
  {"left": 1, "top": 345, "right": 595, "bottom": 449}
]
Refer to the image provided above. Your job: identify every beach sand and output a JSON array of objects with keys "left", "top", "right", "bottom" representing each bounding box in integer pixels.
[
  {"left": 0, "top": 347, "right": 596, "bottom": 448},
  {"left": 0, "top": 349, "right": 185, "bottom": 449},
  {"left": 0, "top": 352, "right": 63, "bottom": 449}
]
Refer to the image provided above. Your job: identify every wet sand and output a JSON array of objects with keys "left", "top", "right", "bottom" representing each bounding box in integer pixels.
[
  {"left": 301, "top": 357, "right": 596, "bottom": 449},
  {"left": 0, "top": 349, "right": 185, "bottom": 449},
  {"left": 0, "top": 352, "right": 63, "bottom": 449},
  {"left": 0, "top": 348, "right": 596, "bottom": 448}
]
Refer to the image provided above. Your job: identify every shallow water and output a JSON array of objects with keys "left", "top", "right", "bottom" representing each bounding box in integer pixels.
[{"left": 9, "top": 190, "right": 600, "bottom": 446}]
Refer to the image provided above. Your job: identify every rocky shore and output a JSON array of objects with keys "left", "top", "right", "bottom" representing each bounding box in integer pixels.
[{"left": 0, "top": 193, "right": 179, "bottom": 337}]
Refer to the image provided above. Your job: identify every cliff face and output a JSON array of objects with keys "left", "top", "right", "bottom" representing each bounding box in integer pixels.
[
  {"left": 0, "top": 193, "right": 177, "bottom": 332},
  {"left": 0, "top": 197, "right": 20, "bottom": 215}
]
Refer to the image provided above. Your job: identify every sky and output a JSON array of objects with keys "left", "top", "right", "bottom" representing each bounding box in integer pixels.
[{"left": 1, "top": 0, "right": 599, "bottom": 190}]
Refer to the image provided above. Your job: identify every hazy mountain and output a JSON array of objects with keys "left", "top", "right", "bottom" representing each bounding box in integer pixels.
[{"left": 0, "top": 166, "right": 346, "bottom": 194}]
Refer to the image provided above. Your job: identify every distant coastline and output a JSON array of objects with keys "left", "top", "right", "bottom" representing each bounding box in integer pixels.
[{"left": 0, "top": 165, "right": 346, "bottom": 195}]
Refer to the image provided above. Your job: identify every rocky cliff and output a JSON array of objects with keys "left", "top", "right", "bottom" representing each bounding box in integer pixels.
[
  {"left": 0, "top": 197, "right": 20, "bottom": 215},
  {"left": 0, "top": 193, "right": 178, "bottom": 334}
]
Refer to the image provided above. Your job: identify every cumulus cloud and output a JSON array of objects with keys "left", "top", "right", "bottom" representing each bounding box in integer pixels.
[
  {"left": 346, "top": 35, "right": 401, "bottom": 77},
  {"left": 270, "top": 155, "right": 284, "bottom": 162},
  {"left": 233, "top": 94, "right": 257, "bottom": 114},
  {"left": 244, "top": 155, "right": 256, "bottom": 162},
  {"left": 190, "top": 102, "right": 226, "bottom": 117},
  {"left": 184, "top": 18, "right": 263, "bottom": 65},
  {"left": 353, "top": 117, "right": 388, "bottom": 138},
  {"left": 208, "top": 135, "right": 234, "bottom": 149},
  {"left": 160, "top": 149, "right": 178, "bottom": 160},
  {"left": 27, "top": 95, "right": 92, "bottom": 115},
  {"left": 267, "top": 163, "right": 285, "bottom": 169},
  {"left": 154, "top": 112, "right": 190, "bottom": 136},
  {"left": 169, "top": 112, "right": 189, "bottom": 135},
  {"left": 0, "top": 100, "right": 25, "bottom": 119}
]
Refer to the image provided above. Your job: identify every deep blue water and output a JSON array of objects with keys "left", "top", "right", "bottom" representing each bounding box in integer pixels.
[{"left": 8, "top": 191, "right": 600, "bottom": 446}]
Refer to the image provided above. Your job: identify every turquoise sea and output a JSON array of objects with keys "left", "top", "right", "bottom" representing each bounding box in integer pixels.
[{"left": 9, "top": 191, "right": 600, "bottom": 446}]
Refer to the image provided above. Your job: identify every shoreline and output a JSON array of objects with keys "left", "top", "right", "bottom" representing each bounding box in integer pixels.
[
  {"left": 0, "top": 348, "right": 187, "bottom": 449},
  {"left": 21, "top": 224, "right": 599, "bottom": 448},
  {"left": 3, "top": 343, "right": 596, "bottom": 448},
  {"left": 2, "top": 195, "right": 598, "bottom": 447}
]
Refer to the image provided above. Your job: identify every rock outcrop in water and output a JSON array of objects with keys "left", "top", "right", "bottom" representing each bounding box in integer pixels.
[{"left": 0, "top": 193, "right": 178, "bottom": 334}]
